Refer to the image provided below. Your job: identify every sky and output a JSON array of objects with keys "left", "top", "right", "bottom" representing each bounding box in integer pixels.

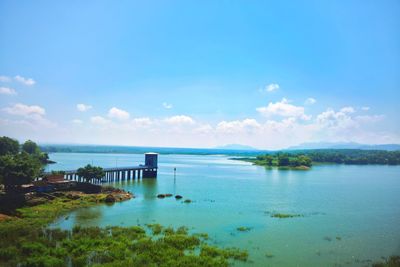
[{"left": 0, "top": 0, "right": 399, "bottom": 149}]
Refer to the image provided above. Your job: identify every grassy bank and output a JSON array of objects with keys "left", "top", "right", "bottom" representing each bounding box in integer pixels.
[{"left": 0, "top": 192, "right": 247, "bottom": 267}]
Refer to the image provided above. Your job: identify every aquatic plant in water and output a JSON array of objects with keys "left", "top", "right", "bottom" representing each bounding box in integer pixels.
[
  {"left": 0, "top": 195, "right": 248, "bottom": 266},
  {"left": 236, "top": 226, "right": 252, "bottom": 232},
  {"left": 372, "top": 255, "right": 400, "bottom": 267},
  {"left": 270, "top": 213, "right": 303, "bottom": 219}
]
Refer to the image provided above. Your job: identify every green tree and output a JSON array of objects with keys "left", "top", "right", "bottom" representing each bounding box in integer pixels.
[
  {"left": 297, "top": 155, "right": 312, "bottom": 167},
  {"left": 277, "top": 154, "right": 290, "bottom": 166},
  {"left": 264, "top": 155, "right": 274, "bottom": 166},
  {"left": 289, "top": 158, "right": 301, "bottom": 167},
  {"left": 0, "top": 152, "right": 43, "bottom": 192},
  {"left": 0, "top": 136, "right": 19, "bottom": 156},
  {"left": 21, "top": 140, "right": 50, "bottom": 164},
  {"left": 22, "top": 140, "right": 40, "bottom": 155},
  {"left": 76, "top": 164, "right": 105, "bottom": 183}
]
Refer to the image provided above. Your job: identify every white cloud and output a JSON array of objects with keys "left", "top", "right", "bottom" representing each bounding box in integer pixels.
[
  {"left": 316, "top": 108, "right": 355, "bottom": 129},
  {"left": 162, "top": 102, "right": 173, "bottom": 109},
  {"left": 14, "top": 75, "right": 35, "bottom": 86},
  {"left": 216, "top": 119, "right": 261, "bottom": 134},
  {"left": 132, "top": 117, "right": 153, "bottom": 127},
  {"left": 76, "top": 104, "right": 92, "bottom": 112},
  {"left": 108, "top": 107, "right": 130, "bottom": 120},
  {"left": 0, "top": 76, "right": 11, "bottom": 82},
  {"left": 257, "top": 98, "right": 311, "bottom": 120},
  {"left": 90, "top": 116, "right": 110, "bottom": 125},
  {"left": 0, "top": 87, "right": 17, "bottom": 95},
  {"left": 355, "top": 115, "right": 384, "bottom": 123},
  {"left": 361, "top": 106, "right": 370, "bottom": 111},
  {"left": 194, "top": 124, "right": 213, "bottom": 134},
  {"left": 71, "top": 119, "right": 83, "bottom": 124},
  {"left": 164, "top": 115, "right": 195, "bottom": 125},
  {"left": 265, "top": 83, "right": 280, "bottom": 92},
  {"left": 340, "top": 106, "right": 355, "bottom": 113},
  {"left": 2, "top": 103, "right": 56, "bottom": 129},
  {"left": 0, "top": 99, "right": 396, "bottom": 149},
  {"left": 3, "top": 103, "right": 45, "bottom": 117},
  {"left": 305, "top": 97, "right": 316, "bottom": 105}
]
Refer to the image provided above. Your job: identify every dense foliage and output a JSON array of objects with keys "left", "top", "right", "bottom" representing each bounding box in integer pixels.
[
  {"left": 239, "top": 149, "right": 400, "bottom": 167},
  {"left": 0, "top": 136, "right": 20, "bottom": 156},
  {"left": 0, "top": 195, "right": 248, "bottom": 267},
  {"left": 254, "top": 153, "right": 312, "bottom": 168},
  {"left": 0, "top": 137, "right": 49, "bottom": 192},
  {"left": 294, "top": 149, "right": 400, "bottom": 165},
  {"left": 0, "top": 153, "right": 42, "bottom": 191},
  {"left": 21, "top": 140, "right": 51, "bottom": 165},
  {"left": 76, "top": 164, "right": 105, "bottom": 183}
]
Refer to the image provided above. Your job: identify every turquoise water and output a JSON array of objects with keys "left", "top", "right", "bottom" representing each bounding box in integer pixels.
[{"left": 48, "top": 153, "right": 400, "bottom": 267}]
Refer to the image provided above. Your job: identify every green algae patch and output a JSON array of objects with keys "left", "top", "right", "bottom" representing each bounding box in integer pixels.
[
  {"left": 265, "top": 252, "right": 274, "bottom": 258},
  {"left": 236, "top": 226, "right": 252, "bottom": 232},
  {"left": 146, "top": 223, "right": 163, "bottom": 235},
  {"left": 372, "top": 255, "right": 400, "bottom": 267},
  {"left": 193, "top": 232, "right": 209, "bottom": 240},
  {"left": 201, "top": 245, "right": 249, "bottom": 262},
  {"left": 270, "top": 213, "right": 303, "bottom": 219},
  {"left": 0, "top": 195, "right": 248, "bottom": 267}
]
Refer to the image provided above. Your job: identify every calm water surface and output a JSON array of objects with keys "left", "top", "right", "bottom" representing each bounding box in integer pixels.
[{"left": 48, "top": 153, "right": 400, "bottom": 267}]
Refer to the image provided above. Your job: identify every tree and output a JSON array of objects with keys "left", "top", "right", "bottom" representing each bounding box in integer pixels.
[
  {"left": 264, "top": 155, "right": 274, "bottom": 166},
  {"left": 0, "top": 152, "right": 43, "bottom": 192},
  {"left": 297, "top": 155, "right": 312, "bottom": 167},
  {"left": 0, "top": 136, "right": 19, "bottom": 156},
  {"left": 22, "top": 140, "right": 40, "bottom": 155},
  {"left": 277, "top": 154, "right": 290, "bottom": 166},
  {"left": 21, "top": 140, "right": 50, "bottom": 164},
  {"left": 76, "top": 164, "right": 105, "bottom": 183}
]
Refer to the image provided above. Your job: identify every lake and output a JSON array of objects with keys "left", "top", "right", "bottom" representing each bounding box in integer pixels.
[{"left": 48, "top": 152, "right": 400, "bottom": 267}]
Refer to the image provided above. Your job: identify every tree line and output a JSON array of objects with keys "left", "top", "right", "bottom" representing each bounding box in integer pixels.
[
  {"left": 293, "top": 149, "right": 400, "bottom": 165},
  {"left": 253, "top": 149, "right": 400, "bottom": 166}
]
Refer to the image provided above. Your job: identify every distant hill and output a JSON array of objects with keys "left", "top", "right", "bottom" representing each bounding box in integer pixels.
[
  {"left": 214, "top": 144, "right": 258, "bottom": 150},
  {"left": 287, "top": 142, "right": 400, "bottom": 151}
]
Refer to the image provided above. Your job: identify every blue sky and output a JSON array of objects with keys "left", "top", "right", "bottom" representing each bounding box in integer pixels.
[{"left": 0, "top": 0, "right": 399, "bottom": 149}]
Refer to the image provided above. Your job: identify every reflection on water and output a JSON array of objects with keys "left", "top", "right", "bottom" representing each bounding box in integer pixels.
[{"left": 140, "top": 179, "right": 158, "bottom": 199}]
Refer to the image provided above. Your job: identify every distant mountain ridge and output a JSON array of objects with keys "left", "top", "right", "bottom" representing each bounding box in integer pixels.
[
  {"left": 287, "top": 142, "right": 400, "bottom": 151},
  {"left": 213, "top": 144, "right": 258, "bottom": 150}
]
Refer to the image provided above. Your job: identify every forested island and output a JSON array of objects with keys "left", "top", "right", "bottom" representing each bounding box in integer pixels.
[
  {"left": 235, "top": 149, "right": 400, "bottom": 169},
  {"left": 238, "top": 154, "right": 313, "bottom": 169}
]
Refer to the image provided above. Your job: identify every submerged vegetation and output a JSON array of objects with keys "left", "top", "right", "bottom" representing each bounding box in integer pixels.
[
  {"left": 236, "top": 226, "right": 252, "bottom": 232},
  {"left": 372, "top": 256, "right": 400, "bottom": 267},
  {"left": 0, "top": 193, "right": 248, "bottom": 266},
  {"left": 270, "top": 213, "right": 303, "bottom": 219}
]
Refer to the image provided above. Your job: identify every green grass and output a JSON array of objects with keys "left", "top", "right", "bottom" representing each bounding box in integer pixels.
[{"left": 0, "top": 194, "right": 248, "bottom": 267}]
